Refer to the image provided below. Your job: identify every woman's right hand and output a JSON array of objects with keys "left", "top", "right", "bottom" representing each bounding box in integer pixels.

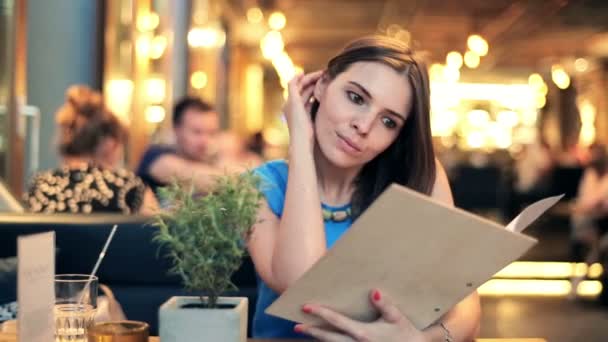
[{"left": 284, "top": 71, "right": 323, "bottom": 148}]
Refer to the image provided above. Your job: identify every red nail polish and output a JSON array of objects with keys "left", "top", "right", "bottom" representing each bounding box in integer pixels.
[
  {"left": 373, "top": 290, "right": 381, "bottom": 301},
  {"left": 302, "top": 305, "right": 313, "bottom": 314},
  {"left": 294, "top": 325, "right": 303, "bottom": 333}
]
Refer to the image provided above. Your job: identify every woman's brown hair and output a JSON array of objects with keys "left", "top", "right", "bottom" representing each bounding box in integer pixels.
[
  {"left": 311, "top": 35, "right": 436, "bottom": 218},
  {"left": 55, "top": 85, "right": 127, "bottom": 157}
]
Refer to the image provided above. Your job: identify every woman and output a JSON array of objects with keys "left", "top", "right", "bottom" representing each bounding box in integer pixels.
[
  {"left": 248, "top": 36, "right": 481, "bottom": 341},
  {"left": 24, "top": 85, "right": 158, "bottom": 215},
  {"left": 570, "top": 143, "right": 608, "bottom": 298}
]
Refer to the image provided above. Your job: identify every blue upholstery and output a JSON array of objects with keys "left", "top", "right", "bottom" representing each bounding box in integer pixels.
[{"left": 0, "top": 214, "right": 258, "bottom": 335}]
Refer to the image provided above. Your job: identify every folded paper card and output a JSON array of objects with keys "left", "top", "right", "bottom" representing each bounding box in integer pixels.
[
  {"left": 17, "top": 232, "right": 55, "bottom": 342},
  {"left": 266, "top": 184, "right": 562, "bottom": 328}
]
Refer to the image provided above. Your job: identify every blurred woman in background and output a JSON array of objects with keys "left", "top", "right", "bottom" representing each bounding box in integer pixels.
[
  {"left": 570, "top": 143, "right": 608, "bottom": 299},
  {"left": 24, "top": 85, "right": 158, "bottom": 215}
]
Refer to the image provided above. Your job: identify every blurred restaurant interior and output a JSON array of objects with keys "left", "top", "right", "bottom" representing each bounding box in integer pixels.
[{"left": 2, "top": 0, "right": 608, "bottom": 340}]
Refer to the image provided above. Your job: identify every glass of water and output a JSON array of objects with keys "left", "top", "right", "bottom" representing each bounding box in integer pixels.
[{"left": 55, "top": 274, "right": 98, "bottom": 342}]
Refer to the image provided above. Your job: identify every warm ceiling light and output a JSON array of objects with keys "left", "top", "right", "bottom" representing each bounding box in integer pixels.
[
  {"left": 535, "top": 95, "right": 547, "bottom": 109},
  {"left": 268, "top": 11, "right": 286, "bottom": 31},
  {"left": 551, "top": 65, "right": 570, "bottom": 90},
  {"left": 464, "top": 51, "right": 480, "bottom": 69},
  {"left": 246, "top": 7, "right": 263, "bottom": 24},
  {"left": 136, "top": 36, "right": 151, "bottom": 56},
  {"left": 188, "top": 27, "right": 226, "bottom": 48},
  {"left": 150, "top": 35, "right": 167, "bottom": 59},
  {"left": 273, "top": 51, "right": 296, "bottom": 87},
  {"left": 429, "top": 63, "right": 444, "bottom": 81},
  {"left": 467, "top": 34, "right": 488, "bottom": 56},
  {"left": 497, "top": 110, "right": 519, "bottom": 127},
  {"left": 446, "top": 51, "right": 463, "bottom": 69},
  {"left": 528, "top": 73, "right": 548, "bottom": 97},
  {"left": 260, "top": 30, "right": 284, "bottom": 60},
  {"left": 145, "top": 105, "right": 165, "bottom": 123},
  {"left": 145, "top": 78, "right": 166, "bottom": 103},
  {"left": 539, "top": 83, "right": 548, "bottom": 96},
  {"left": 575, "top": 58, "right": 589, "bottom": 72},
  {"left": 443, "top": 66, "right": 460, "bottom": 82},
  {"left": 137, "top": 12, "right": 159, "bottom": 32},
  {"left": 467, "top": 109, "right": 490, "bottom": 127},
  {"left": 105, "top": 79, "right": 133, "bottom": 124},
  {"left": 190, "top": 71, "right": 208, "bottom": 89},
  {"left": 466, "top": 131, "right": 485, "bottom": 149},
  {"left": 528, "top": 73, "right": 544, "bottom": 88}
]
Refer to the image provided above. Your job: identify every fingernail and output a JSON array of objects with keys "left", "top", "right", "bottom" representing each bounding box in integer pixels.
[
  {"left": 373, "top": 290, "right": 382, "bottom": 301},
  {"left": 302, "top": 305, "right": 313, "bottom": 314},
  {"left": 294, "top": 325, "right": 304, "bottom": 333}
]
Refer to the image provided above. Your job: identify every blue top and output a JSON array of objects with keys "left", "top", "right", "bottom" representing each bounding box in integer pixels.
[
  {"left": 136, "top": 145, "right": 177, "bottom": 196},
  {"left": 252, "top": 160, "right": 353, "bottom": 338}
]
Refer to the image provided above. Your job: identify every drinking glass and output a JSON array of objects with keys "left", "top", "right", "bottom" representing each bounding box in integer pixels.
[
  {"left": 87, "top": 321, "right": 149, "bottom": 342},
  {"left": 55, "top": 274, "right": 98, "bottom": 342}
]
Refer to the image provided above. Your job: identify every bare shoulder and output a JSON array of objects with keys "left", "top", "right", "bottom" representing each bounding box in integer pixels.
[{"left": 431, "top": 159, "right": 454, "bottom": 206}]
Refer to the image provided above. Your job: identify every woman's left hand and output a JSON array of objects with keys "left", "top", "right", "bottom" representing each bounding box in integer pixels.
[{"left": 295, "top": 289, "right": 428, "bottom": 342}]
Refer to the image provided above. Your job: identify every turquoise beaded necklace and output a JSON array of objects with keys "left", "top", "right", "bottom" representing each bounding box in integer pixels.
[{"left": 322, "top": 206, "right": 352, "bottom": 222}]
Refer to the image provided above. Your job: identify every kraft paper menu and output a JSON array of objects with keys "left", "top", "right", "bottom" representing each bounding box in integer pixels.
[{"left": 267, "top": 184, "right": 561, "bottom": 328}]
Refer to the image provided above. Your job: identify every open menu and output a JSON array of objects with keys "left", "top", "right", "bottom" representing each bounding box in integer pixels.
[{"left": 266, "top": 184, "right": 562, "bottom": 328}]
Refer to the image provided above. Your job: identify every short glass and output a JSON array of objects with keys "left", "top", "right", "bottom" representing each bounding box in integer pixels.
[
  {"left": 87, "top": 321, "right": 149, "bottom": 342},
  {"left": 55, "top": 274, "right": 98, "bottom": 342}
]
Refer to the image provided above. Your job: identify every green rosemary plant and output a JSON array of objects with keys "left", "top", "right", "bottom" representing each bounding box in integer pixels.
[{"left": 153, "top": 171, "right": 262, "bottom": 308}]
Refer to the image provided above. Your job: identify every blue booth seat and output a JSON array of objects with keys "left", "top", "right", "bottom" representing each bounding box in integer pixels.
[{"left": 0, "top": 213, "right": 258, "bottom": 336}]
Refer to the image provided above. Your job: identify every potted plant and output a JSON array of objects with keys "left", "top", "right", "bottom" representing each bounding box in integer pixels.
[{"left": 154, "top": 172, "right": 262, "bottom": 342}]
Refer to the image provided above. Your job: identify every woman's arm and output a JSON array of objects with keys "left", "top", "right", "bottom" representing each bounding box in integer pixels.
[
  {"left": 148, "top": 154, "right": 224, "bottom": 191},
  {"left": 290, "top": 160, "right": 481, "bottom": 342},
  {"left": 248, "top": 72, "right": 327, "bottom": 293},
  {"left": 137, "top": 187, "right": 159, "bottom": 216},
  {"left": 421, "top": 160, "right": 481, "bottom": 341}
]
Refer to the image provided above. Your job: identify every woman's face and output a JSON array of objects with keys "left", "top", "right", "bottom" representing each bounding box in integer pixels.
[{"left": 313, "top": 61, "right": 413, "bottom": 169}]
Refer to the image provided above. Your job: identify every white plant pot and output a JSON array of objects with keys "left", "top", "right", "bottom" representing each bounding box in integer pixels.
[{"left": 159, "top": 296, "right": 248, "bottom": 342}]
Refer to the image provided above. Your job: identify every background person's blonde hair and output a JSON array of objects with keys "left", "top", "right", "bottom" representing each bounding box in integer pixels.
[{"left": 55, "top": 85, "right": 127, "bottom": 157}]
